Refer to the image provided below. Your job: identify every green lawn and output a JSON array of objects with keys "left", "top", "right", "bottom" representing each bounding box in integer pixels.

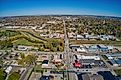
[
  {"left": 20, "top": 32, "right": 41, "bottom": 41},
  {"left": 13, "top": 38, "right": 38, "bottom": 46},
  {"left": 20, "top": 31, "right": 48, "bottom": 42}
]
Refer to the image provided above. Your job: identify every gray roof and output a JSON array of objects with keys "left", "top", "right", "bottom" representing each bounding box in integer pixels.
[
  {"left": 115, "top": 59, "right": 121, "bottom": 64},
  {"left": 82, "top": 74, "right": 104, "bottom": 80},
  {"left": 80, "top": 59, "right": 95, "bottom": 63},
  {"left": 82, "top": 74, "right": 90, "bottom": 80},
  {"left": 91, "top": 74, "right": 104, "bottom": 80}
]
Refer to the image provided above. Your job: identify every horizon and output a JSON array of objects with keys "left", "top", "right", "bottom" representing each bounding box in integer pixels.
[
  {"left": 0, "top": 0, "right": 121, "bottom": 17},
  {"left": 1, "top": 14, "right": 121, "bottom": 18}
]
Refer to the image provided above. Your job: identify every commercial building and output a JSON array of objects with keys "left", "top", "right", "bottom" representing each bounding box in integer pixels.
[
  {"left": 42, "top": 60, "right": 49, "bottom": 68},
  {"left": 97, "top": 71, "right": 118, "bottom": 80},
  {"left": 88, "top": 44, "right": 110, "bottom": 53},
  {"left": 76, "top": 35, "right": 84, "bottom": 40},
  {"left": 110, "top": 60, "right": 118, "bottom": 66},
  {"left": 82, "top": 74, "right": 104, "bottom": 80},
  {"left": 5, "top": 66, "right": 12, "bottom": 74},
  {"left": 115, "top": 59, "right": 121, "bottom": 66},
  {"left": 77, "top": 55, "right": 101, "bottom": 60}
]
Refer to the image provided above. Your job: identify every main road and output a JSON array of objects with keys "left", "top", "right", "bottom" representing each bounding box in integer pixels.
[{"left": 63, "top": 20, "right": 75, "bottom": 80}]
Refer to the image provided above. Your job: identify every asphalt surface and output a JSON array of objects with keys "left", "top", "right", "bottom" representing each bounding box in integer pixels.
[{"left": 63, "top": 20, "right": 75, "bottom": 80}]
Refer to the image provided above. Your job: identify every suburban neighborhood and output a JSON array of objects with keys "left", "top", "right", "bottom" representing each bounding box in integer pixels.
[{"left": 0, "top": 15, "right": 121, "bottom": 80}]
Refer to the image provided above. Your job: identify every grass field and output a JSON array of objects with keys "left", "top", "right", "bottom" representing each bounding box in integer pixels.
[
  {"left": 21, "top": 31, "right": 47, "bottom": 42},
  {"left": 12, "top": 38, "right": 42, "bottom": 46},
  {"left": 0, "top": 29, "right": 21, "bottom": 37},
  {"left": 0, "top": 29, "right": 64, "bottom": 51}
]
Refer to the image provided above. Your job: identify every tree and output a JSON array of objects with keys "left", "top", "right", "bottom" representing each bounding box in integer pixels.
[
  {"left": 17, "top": 59, "right": 25, "bottom": 67},
  {"left": 8, "top": 72, "right": 20, "bottom": 80},
  {"left": 20, "top": 53, "right": 25, "bottom": 59},
  {"left": 39, "top": 47, "right": 44, "bottom": 51},
  {"left": 44, "top": 43, "right": 51, "bottom": 49},
  {"left": 50, "top": 54, "right": 54, "bottom": 60},
  {"left": 25, "top": 53, "right": 37, "bottom": 65},
  {"left": 0, "top": 60, "right": 4, "bottom": 68},
  {"left": 0, "top": 69, "right": 6, "bottom": 80},
  {"left": 51, "top": 39, "right": 59, "bottom": 47},
  {"left": 0, "top": 40, "right": 13, "bottom": 49},
  {"left": 18, "top": 53, "right": 37, "bottom": 67},
  {"left": 17, "top": 53, "right": 25, "bottom": 67},
  {"left": 52, "top": 47, "right": 57, "bottom": 52},
  {"left": 57, "top": 46, "right": 63, "bottom": 51}
]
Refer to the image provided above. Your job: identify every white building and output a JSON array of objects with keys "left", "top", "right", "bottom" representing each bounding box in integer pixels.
[
  {"left": 76, "top": 35, "right": 84, "bottom": 40},
  {"left": 5, "top": 66, "right": 12, "bottom": 74},
  {"left": 18, "top": 45, "right": 38, "bottom": 51},
  {"left": 110, "top": 60, "right": 118, "bottom": 66},
  {"left": 18, "top": 46, "right": 28, "bottom": 51},
  {"left": 76, "top": 45, "right": 87, "bottom": 52},
  {"left": 5, "top": 26, "right": 20, "bottom": 29},
  {"left": 105, "top": 54, "right": 113, "bottom": 60},
  {"left": 77, "top": 55, "right": 101, "bottom": 60},
  {"left": 40, "top": 34, "right": 49, "bottom": 38},
  {"left": 99, "top": 35, "right": 116, "bottom": 41},
  {"left": 42, "top": 60, "right": 49, "bottom": 68},
  {"left": 68, "top": 32, "right": 76, "bottom": 39}
]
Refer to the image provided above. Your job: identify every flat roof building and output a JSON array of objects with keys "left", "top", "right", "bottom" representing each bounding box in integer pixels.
[
  {"left": 82, "top": 74, "right": 104, "bottom": 80},
  {"left": 77, "top": 55, "right": 101, "bottom": 60}
]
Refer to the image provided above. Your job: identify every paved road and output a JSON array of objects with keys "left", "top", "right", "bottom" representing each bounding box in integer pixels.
[
  {"left": 38, "top": 67, "right": 110, "bottom": 73},
  {"left": 100, "top": 55, "right": 117, "bottom": 76},
  {"left": 0, "top": 52, "right": 7, "bottom": 59},
  {"left": 63, "top": 20, "right": 69, "bottom": 80},
  {"left": 20, "top": 66, "right": 33, "bottom": 80},
  {"left": 0, "top": 50, "right": 63, "bottom": 55},
  {"left": 68, "top": 68, "right": 110, "bottom": 73},
  {"left": 63, "top": 20, "right": 75, "bottom": 80}
]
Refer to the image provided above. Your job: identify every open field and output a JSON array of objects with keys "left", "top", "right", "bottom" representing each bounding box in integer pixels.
[
  {"left": 0, "top": 29, "right": 64, "bottom": 52},
  {"left": 12, "top": 38, "right": 40, "bottom": 46},
  {"left": 0, "top": 29, "right": 21, "bottom": 38}
]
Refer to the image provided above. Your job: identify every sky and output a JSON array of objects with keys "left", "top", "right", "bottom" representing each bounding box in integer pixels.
[{"left": 0, "top": 0, "right": 121, "bottom": 17}]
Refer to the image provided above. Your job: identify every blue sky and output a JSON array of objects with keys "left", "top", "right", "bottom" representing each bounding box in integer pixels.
[{"left": 0, "top": 0, "right": 121, "bottom": 17}]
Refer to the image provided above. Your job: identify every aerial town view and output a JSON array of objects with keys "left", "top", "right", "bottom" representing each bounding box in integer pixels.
[{"left": 0, "top": 0, "right": 121, "bottom": 80}]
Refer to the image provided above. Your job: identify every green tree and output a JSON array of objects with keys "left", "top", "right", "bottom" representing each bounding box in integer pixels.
[
  {"left": 0, "top": 69, "right": 6, "bottom": 80},
  {"left": 17, "top": 53, "right": 25, "bottom": 67},
  {"left": 44, "top": 43, "right": 51, "bottom": 49},
  {"left": 20, "top": 53, "right": 25, "bottom": 59},
  {"left": 0, "top": 60, "right": 4, "bottom": 68},
  {"left": 8, "top": 72, "right": 20, "bottom": 80},
  {"left": 25, "top": 54, "right": 37, "bottom": 65},
  {"left": 17, "top": 53, "right": 37, "bottom": 66},
  {"left": 57, "top": 46, "right": 63, "bottom": 51},
  {"left": 39, "top": 47, "right": 44, "bottom": 51},
  {"left": 51, "top": 39, "right": 59, "bottom": 47}
]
